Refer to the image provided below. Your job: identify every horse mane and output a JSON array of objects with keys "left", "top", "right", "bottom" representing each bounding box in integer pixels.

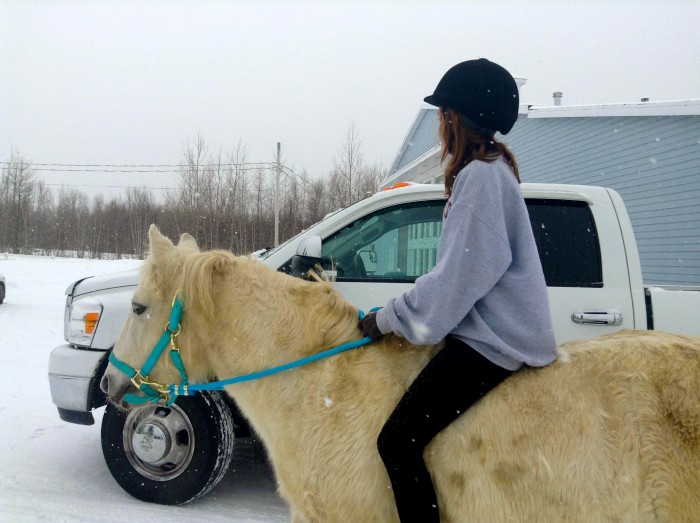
[{"left": 176, "top": 248, "right": 360, "bottom": 352}]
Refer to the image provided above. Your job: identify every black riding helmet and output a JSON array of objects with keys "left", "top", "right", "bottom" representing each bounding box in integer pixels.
[{"left": 424, "top": 58, "right": 519, "bottom": 136}]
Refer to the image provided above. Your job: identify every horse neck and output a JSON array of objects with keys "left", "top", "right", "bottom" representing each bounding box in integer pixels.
[
  {"left": 213, "top": 262, "right": 361, "bottom": 370},
  {"left": 273, "top": 272, "right": 360, "bottom": 353},
  {"left": 209, "top": 265, "right": 373, "bottom": 445},
  {"left": 292, "top": 278, "right": 362, "bottom": 352}
]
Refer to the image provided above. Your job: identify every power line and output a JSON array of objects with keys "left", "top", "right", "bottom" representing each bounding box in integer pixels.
[
  {"left": 41, "top": 183, "right": 178, "bottom": 191},
  {"left": 32, "top": 168, "right": 182, "bottom": 173},
  {"left": 1, "top": 161, "right": 315, "bottom": 182},
  {"left": 1, "top": 161, "right": 279, "bottom": 175},
  {"left": 0, "top": 161, "right": 276, "bottom": 168},
  {"left": 3, "top": 157, "right": 312, "bottom": 192}
]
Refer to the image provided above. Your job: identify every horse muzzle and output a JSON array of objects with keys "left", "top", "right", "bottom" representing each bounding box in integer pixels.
[{"left": 101, "top": 368, "right": 136, "bottom": 410}]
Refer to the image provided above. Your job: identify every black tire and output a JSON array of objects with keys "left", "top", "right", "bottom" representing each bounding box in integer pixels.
[
  {"left": 101, "top": 390, "right": 235, "bottom": 505},
  {"left": 0, "top": 283, "right": 5, "bottom": 304}
]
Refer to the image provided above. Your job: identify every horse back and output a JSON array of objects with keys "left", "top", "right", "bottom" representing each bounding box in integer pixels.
[{"left": 429, "top": 330, "right": 700, "bottom": 522}]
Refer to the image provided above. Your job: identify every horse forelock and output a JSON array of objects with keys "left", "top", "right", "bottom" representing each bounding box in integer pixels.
[
  {"left": 178, "top": 249, "right": 238, "bottom": 321},
  {"left": 139, "top": 247, "right": 182, "bottom": 296}
]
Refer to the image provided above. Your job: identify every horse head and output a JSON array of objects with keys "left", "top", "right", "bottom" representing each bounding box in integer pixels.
[{"left": 101, "top": 225, "right": 203, "bottom": 408}]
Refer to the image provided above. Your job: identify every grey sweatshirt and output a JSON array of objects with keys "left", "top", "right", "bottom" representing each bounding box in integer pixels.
[{"left": 375, "top": 158, "right": 558, "bottom": 371}]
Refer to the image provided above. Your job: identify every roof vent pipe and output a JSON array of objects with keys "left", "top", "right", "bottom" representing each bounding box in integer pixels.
[{"left": 553, "top": 91, "right": 563, "bottom": 106}]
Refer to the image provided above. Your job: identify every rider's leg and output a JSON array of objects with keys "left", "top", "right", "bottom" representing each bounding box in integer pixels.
[{"left": 377, "top": 337, "right": 513, "bottom": 523}]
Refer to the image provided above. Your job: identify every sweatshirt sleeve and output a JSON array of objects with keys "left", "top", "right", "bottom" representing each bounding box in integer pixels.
[{"left": 375, "top": 166, "right": 513, "bottom": 345}]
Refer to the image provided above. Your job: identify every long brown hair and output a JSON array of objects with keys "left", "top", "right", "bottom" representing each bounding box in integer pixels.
[{"left": 439, "top": 108, "right": 520, "bottom": 197}]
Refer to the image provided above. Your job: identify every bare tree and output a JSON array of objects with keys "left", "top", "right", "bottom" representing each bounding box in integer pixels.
[
  {"left": 90, "top": 194, "right": 105, "bottom": 259},
  {"left": 0, "top": 128, "right": 390, "bottom": 258},
  {"left": 306, "top": 177, "right": 329, "bottom": 224},
  {"left": 224, "top": 140, "right": 250, "bottom": 253},
  {"left": 104, "top": 197, "right": 129, "bottom": 259},
  {"left": 356, "top": 163, "right": 386, "bottom": 199},
  {"left": 282, "top": 167, "right": 310, "bottom": 237},
  {"left": 126, "top": 187, "right": 157, "bottom": 258},
  {"left": 252, "top": 167, "right": 270, "bottom": 249},
  {"left": 0, "top": 150, "right": 36, "bottom": 253},
  {"left": 176, "top": 134, "right": 208, "bottom": 239},
  {"left": 332, "top": 122, "right": 364, "bottom": 207},
  {"left": 29, "top": 180, "right": 55, "bottom": 253},
  {"left": 201, "top": 150, "right": 227, "bottom": 250}
]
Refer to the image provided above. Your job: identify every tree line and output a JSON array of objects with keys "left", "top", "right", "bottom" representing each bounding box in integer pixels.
[{"left": 0, "top": 128, "right": 385, "bottom": 258}]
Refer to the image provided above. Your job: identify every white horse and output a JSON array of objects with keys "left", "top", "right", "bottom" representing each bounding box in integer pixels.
[{"left": 103, "top": 226, "right": 700, "bottom": 522}]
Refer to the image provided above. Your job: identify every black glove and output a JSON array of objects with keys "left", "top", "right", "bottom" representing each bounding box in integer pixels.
[{"left": 358, "top": 311, "right": 384, "bottom": 341}]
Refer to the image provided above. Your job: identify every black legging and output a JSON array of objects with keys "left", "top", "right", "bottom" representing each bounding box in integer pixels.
[{"left": 377, "top": 337, "right": 514, "bottom": 523}]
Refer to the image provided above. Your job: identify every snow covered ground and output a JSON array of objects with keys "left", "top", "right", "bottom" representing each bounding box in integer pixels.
[{"left": 0, "top": 254, "right": 290, "bottom": 522}]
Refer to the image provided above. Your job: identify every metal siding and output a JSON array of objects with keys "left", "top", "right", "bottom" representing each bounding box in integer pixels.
[
  {"left": 391, "top": 109, "right": 440, "bottom": 173},
  {"left": 389, "top": 112, "right": 700, "bottom": 284},
  {"left": 503, "top": 115, "right": 700, "bottom": 285}
]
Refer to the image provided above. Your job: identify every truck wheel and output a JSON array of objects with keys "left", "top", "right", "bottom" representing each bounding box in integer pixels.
[
  {"left": 0, "top": 282, "right": 5, "bottom": 304},
  {"left": 101, "top": 390, "right": 235, "bottom": 505}
]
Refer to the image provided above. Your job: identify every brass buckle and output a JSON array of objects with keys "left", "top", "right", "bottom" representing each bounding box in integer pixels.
[
  {"left": 165, "top": 321, "right": 182, "bottom": 336},
  {"left": 130, "top": 369, "right": 147, "bottom": 390},
  {"left": 131, "top": 369, "right": 170, "bottom": 395}
]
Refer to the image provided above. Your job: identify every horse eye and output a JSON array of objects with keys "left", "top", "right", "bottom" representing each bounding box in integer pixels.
[{"left": 132, "top": 303, "right": 147, "bottom": 316}]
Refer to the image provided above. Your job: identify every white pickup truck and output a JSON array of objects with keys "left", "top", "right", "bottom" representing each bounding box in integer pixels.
[{"left": 48, "top": 182, "right": 700, "bottom": 505}]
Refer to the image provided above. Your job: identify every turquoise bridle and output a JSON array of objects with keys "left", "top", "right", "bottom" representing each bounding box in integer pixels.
[
  {"left": 109, "top": 297, "right": 189, "bottom": 406},
  {"left": 108, "top": 296, "right": 379, "bottom": 407}
]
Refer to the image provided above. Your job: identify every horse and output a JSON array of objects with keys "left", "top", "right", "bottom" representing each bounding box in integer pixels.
[{"left": 102, "top": 225, "right": 700, "bottom": 522}]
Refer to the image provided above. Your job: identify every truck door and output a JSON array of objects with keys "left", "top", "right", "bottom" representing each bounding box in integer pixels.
[{"left": 526, "top": 198, "right": 635, "bottom": 343}]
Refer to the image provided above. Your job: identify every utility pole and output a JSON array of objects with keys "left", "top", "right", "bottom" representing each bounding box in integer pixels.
[{"left": 274, "top": 142, "right": 281, "bottom": 247}]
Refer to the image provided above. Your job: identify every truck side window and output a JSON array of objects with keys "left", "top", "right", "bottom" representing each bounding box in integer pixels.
[
  {"left": 318, "top": 197, "right": 601, "bottom": 288},
  {"left": 322, "top": 200, "right": 446, "bottom": 282},
  {"left": 525, "top": 199, "right": 603, "bottom": 288}
]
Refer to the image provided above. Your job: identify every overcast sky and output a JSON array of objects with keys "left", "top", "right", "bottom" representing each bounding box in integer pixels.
[{"left": 2, "top": 0, "right": 699, "bottom": 199}]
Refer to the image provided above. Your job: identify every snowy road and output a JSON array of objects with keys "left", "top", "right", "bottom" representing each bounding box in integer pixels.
[{"left": 0, "top": 255, "right": 290, "bottom": 522}]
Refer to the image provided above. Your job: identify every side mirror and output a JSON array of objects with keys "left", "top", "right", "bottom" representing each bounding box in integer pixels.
[
  {"left": 358, "top": 249, "right": 377, "bottom": 264},
  {"left": 291, "top": 235, "right": 324, "bottom": 279},
  {"left": 296, "top": 235, "right": 322, "bottom": 258}
]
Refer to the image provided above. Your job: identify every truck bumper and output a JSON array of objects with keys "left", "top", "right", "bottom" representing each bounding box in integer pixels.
[{"left": 48, "top": 344, "right": 109, "bottom": 425}]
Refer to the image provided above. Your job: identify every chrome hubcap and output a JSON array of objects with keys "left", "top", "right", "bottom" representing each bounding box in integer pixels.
[
  {"left": 123, "top": 404, "right": 195, "bottom": 481},
  {"left": 132, "top": 422, "right": 169, "bottom": 463}
]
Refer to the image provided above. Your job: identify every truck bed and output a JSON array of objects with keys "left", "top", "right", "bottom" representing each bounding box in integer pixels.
[{"left": 645, "top": 285, "right": 700, "bottom": 335}]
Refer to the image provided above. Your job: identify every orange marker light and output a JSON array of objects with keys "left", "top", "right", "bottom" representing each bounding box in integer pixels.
[
  {"left": 382, "top": 182, "right": 415, "bottom": 191},
  {"left": 84, "top": 312, "right": 99, "bottom": 334}
]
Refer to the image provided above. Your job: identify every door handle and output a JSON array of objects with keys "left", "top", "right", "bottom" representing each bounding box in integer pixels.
[{"left": 571, "top": 311, "right": 622, "bottom": 326}]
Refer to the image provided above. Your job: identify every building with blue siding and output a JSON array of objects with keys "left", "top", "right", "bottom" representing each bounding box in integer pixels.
[{"left": 382, "top": 99, "right": 700, "bottom": 285}]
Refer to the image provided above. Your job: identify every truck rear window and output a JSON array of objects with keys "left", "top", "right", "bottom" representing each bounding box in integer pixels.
[{"left": 526, "top": 199, "right": 603, "bottom": 288}]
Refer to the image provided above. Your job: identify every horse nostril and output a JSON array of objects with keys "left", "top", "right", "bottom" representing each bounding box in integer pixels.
[{"left": 100, "top": 374, "right": 109, "bottom": 394}]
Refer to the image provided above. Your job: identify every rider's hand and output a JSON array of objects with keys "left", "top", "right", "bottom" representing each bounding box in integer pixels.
[{"left": 358, "top": 312, "right": 384, "bottom": 341}]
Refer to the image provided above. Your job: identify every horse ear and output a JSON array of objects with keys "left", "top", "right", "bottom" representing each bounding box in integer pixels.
[
  {"left": 181, "top": 250, "right": 234, "bottom": 320},
  {"left": 178, "top": 233, "right": 200, "bottom": 253},
  {"left": 148, "top": 224, "right": 175, "bottom": 261}
]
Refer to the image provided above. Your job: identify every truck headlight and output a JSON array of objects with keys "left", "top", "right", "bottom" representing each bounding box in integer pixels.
[{"left": 68, "top": 298, "right": 103, "bottom": 347}]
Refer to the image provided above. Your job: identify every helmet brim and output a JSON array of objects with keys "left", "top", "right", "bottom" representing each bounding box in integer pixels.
[{"left": 423, "top": 94, "right": 441, "bottom": 107}]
